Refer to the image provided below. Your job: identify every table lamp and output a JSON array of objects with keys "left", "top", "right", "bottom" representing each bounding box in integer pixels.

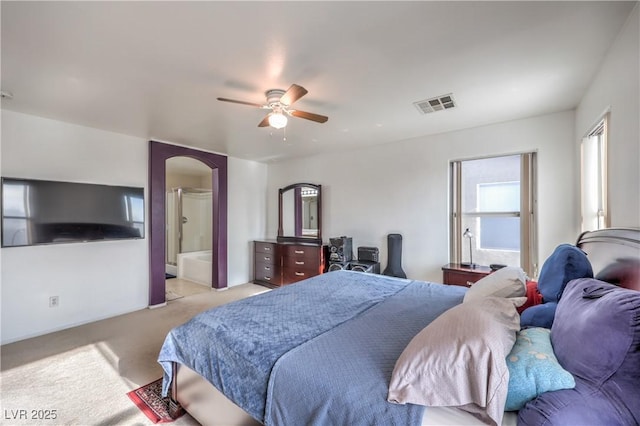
[{"left": 461, "top": 227, "right": 475, "bottom": 268}]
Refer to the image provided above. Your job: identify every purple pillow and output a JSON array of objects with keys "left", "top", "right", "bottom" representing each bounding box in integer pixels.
[
  {"left": 518, "top": 382, "right": 631, "bottom": 425},
  {"left": 552, "top": 279, "right": 640, "bottom": 387},
  {"left": 520, "top": 278, "right": 640, "bottom": 425}
]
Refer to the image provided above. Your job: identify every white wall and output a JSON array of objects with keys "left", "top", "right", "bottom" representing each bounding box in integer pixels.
[
  {"left": 227, "top": 156, "right": 268, "bottom": 286},
  {"left": 1, "top": 110, "right": 149, "bottom": 343},
  {"left": 576, "top": 4, "right": 639, "bottom": 228},
  {"left": 0, "top": 110, "right": 267, "bottom": 343},
  {"left": 267, "top": 111, "right": 578, "bottom": 283}
]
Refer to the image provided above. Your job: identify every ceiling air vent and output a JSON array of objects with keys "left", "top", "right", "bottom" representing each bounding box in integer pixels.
[{"left": 414, "top": 93, "right": 456, "bottom": 114}]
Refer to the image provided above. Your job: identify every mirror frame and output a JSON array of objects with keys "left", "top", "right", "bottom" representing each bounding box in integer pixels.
[
  {"left": 277, "top": 183, "right": 322, "bottom": 245},
  {"left": 149, "top": 141, "right": 228, "bottom": 306}
]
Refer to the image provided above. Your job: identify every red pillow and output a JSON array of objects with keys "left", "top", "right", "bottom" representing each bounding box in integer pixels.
[{"left": 517, "top": 280, "right": 543, "bottom": 313}]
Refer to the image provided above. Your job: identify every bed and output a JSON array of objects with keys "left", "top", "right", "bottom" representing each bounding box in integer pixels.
[{"left": 158, "top": 228, "right": 640, "bottom": 426}]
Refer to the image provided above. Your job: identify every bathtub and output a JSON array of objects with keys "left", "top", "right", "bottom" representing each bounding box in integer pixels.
[{"left": 177, "top": 250, "right": 212, "bottom": 286}]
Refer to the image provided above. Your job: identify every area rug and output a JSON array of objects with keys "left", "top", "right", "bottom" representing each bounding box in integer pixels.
[{"left": 127, "top": 378, "right": 183, "bottom": 423}]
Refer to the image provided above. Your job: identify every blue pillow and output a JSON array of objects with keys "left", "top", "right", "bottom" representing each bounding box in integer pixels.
[
  {"left": 537, "top": 244, "right": 593, "bottom": 303},
  {"left": 520, "top": 301, "right": 558, "bottom": 329},
  {"left": 520, "top": 244, "right": 593, "bottom": 328},
  {"left": 505, "top": 327, "right": 575, "bottom": 411}
]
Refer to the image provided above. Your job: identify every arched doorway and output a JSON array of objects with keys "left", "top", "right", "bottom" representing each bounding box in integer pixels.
[{"left": 148, "top": 141, "right": 228, "bottom": 306}]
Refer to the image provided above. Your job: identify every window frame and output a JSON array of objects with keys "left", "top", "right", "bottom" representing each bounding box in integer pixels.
[
  {"left": 581, "top": 113, "right": 609, "bottom": 232},
  {"left": 450, "top": 152, "right": 537, "bottom": 277}
]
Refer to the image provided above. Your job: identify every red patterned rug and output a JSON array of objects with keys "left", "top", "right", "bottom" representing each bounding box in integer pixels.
[{"left": 127, "top": 378, "right": 183, "bottom": 423}]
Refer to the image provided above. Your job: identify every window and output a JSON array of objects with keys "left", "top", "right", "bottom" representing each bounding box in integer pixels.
[
  {"left": 450, "top": 153, "right": 537, "bottom": 276},
  {"left": 581, "top": 115, "right": 608, "bottom": 231},
  {"left": 478, "top": 182, "right": 520, "bottom": 251},
  {"left": 125, "top": 194, "right": 145, "bottom": 237},
  {"left": 1, "top": 181, "right": 31, "bottom": 247}
]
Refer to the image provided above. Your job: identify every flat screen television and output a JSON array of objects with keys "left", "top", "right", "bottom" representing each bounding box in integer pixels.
[{"left": 1, "top": 177, "right": 144, "bottom": 247}]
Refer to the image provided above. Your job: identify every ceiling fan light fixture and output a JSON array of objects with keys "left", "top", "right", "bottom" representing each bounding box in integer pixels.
[
  {"left": 218, "top": 83, "right": 328, "bottom": 128},
  {"left": 268, "top": 112, "right": 288, "bottom": 129}
]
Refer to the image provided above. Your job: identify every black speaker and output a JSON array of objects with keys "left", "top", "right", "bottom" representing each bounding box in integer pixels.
[
  {"left": 328, "top": 261, "right": 350, "bottom": 272},
  {"left": 383, "top": 233, "right": 407, "bottom": 278},
  {"left": 329, "top": 236, "right": 353, "bottom": 262},
  {"left": 357, "top": 246, "right": 379, "bottom": 262},
  {"left": 349, "top": 260, "right": 380, "bottom": 274}
]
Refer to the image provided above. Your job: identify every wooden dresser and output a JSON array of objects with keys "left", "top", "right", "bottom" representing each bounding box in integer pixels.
[
  {"left": 254, "top": 240, "right": 326, "bottom": 288},
  {"left": 441, "top": 263, "right": 491, "bottom": 287}
]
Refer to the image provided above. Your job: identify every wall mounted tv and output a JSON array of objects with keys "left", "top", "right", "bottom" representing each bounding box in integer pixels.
[{"left": 1, "top": 177, "right": 144, "bottom": 248}]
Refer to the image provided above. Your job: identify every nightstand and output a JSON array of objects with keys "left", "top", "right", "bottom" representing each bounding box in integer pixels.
[{"left": 441, "top": 263, "right": 492, "bottom": 287}]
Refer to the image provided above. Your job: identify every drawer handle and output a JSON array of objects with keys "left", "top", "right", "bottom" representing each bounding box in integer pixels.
[
  {"left": 265, "top": 276, "right": 271, "bottom": 281},
  {"left": 264, "top": 247, "right": 271, "bottom": 251},
  {"left": 264, "top": 266, "right": 271, "bottom": 271},
  {"left": 264, "top": 256, "right": 271, "bottom": 261},
  {"left": 295, "top": 272, "right": 305, "bottom": 276},
  {"left": 295, "top": 261, "right": 305, "bottom": 265},
  {"left": 294, "top": 250, "right": 304, "bottom": 254}
]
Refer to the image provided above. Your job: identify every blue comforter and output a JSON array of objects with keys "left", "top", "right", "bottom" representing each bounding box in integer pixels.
[{"left": 158, "top": 270, "right": 466, "bottom": 425}]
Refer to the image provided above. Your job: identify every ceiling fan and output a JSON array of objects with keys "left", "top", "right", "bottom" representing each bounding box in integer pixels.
[{"left": 217, "top": 84, "right": 328, "bottom": 129}]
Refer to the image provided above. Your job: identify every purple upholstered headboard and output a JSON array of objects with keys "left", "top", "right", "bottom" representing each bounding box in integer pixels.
[{"left": 576, "top": 228, "right": 640, "bottom": 291}]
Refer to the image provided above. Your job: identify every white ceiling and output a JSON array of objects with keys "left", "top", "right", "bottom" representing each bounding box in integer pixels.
[{"left": 1, "top": 1, "right": 636, "bottom": 163}]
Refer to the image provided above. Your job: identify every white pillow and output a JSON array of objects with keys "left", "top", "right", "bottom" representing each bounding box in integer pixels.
[
  {"left": 463, "top": 266, "right": 527, "bottom": 304},
  {"left": 388, "top": 297, "right": 521, "bottom": 426}
]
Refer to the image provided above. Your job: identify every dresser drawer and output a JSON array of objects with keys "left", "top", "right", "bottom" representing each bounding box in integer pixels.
[
  {"left": 255, "top": 241, "right": 277, "bottom": 255},
  {"left": 283, "top": 267, "right": 318, "bottom": 284},
  {"left": 283, "top": 256, "right": 318, "bottom": 269},
  {"left": 255, "top": 268, "right": 282, "bottom": 286},
  {"left": 255, "top": 252, "right": 277, "bottom": 265},
  {"left": 443, "top": 270, "right": 477, "bottom": 287},
  {"left": 255, "top": 260, "right": 280, "bottom": 277},
  {"left": 281, "top": 244, "right": 320, "bottom": 260}
]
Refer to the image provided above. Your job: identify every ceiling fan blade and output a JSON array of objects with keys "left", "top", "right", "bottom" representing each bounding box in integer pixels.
[
  {"left": 290, "top": 109, "right": 329, "bottom": 123},
  {"left": 217, "top": 97, "right": 266, "bottom": 108},
  {"left": 279, "top": 84, "right": 308, "bottom": 106},
  {"left": 257, "top": 115, "right": 270, "bottom": 127}
]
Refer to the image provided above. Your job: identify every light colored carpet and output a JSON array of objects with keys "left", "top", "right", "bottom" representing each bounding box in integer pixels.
[
  {"left": 166, "top": 278, "right": 211, "bottom": 299},
  {"left": 166, "top": 291, "right": 184, "bottom": 301},
  {"left": 0, "top": 283, "right": 269, "bottom": 425}
]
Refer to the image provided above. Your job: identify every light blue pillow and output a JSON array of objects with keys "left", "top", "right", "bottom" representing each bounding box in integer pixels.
[{"left": 505, "top": 327, "right": 575, "bottom": 411}]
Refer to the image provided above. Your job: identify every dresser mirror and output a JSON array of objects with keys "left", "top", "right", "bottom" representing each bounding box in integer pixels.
[{"left": 278, "top": 183, "right": 322, "bottom": 244}]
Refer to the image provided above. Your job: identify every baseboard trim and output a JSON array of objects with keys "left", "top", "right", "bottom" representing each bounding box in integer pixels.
[{"left": 1, "top": 303, "right": 148, "bottom": 345}]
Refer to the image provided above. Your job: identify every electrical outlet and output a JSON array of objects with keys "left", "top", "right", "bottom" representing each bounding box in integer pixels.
[{"left": 49, "top": 296, "right": 59, "bottom": 308}]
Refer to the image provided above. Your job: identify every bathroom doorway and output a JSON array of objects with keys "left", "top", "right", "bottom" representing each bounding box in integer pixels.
[{"left": 149, "top": 141, "right": 228, "bottom": 307}]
